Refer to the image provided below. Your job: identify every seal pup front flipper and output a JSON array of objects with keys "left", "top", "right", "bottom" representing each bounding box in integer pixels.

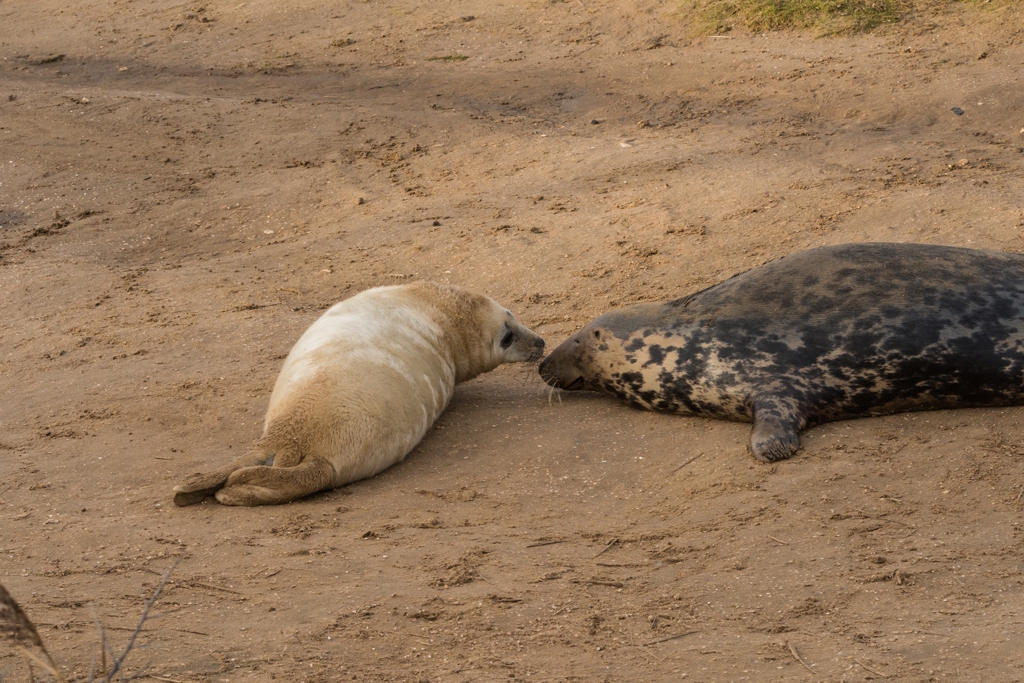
[{"left": 748, "top": 396, "right": 806, "bottom": 462}]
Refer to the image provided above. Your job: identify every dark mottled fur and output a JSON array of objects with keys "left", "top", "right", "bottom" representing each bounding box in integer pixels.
[{"left": 540, "top": 243, "right": 1024, "bottom": 462}]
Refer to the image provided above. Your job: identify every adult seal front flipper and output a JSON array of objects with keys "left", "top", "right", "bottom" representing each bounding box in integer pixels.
[{"left": 748, "top": 396, "right": 806, "bottom": 463}]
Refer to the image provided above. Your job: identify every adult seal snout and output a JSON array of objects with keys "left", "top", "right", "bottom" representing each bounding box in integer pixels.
[
  {"left": 541, "top": 243, "right": 1024, "bottom": 462},
  {"left": 175, "top": 281, "right": 545, "bottom": 506}
]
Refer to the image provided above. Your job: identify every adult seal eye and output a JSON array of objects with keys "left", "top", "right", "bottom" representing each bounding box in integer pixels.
[{"left": 500, "top": 331, "right": 516, "bottom": 348}]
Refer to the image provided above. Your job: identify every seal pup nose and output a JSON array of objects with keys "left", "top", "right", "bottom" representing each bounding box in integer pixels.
[{"left": 527, "top": 337, "right": 546, "bottom": 362}]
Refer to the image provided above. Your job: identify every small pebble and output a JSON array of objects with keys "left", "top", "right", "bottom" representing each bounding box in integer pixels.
[{"left": 951, "top": 107, "right": 964, "bottom": 116}]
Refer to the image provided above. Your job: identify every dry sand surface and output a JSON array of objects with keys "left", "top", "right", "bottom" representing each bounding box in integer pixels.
[{"left": 3, "top": 1, "right": 1024, "bottom": 680}]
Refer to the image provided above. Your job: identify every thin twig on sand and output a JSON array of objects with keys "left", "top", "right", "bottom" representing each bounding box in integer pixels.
[
  {"left": 855, "top": 658, "right": 887, "bottom": 677},
  {"left": 643, "top": 629, "right": 700, "bottom": 646},
  {"left": 592, "top": 538, "right": 618, "bottom": 558},
  {"left": 786, "top": 641, "right": 817, "bottom": 676},
  {"left": 106, "top": 558, "right": 180, "bottom": 680},
  {"left": 671, "top": 452, "right": 705, "bottom": 474}
]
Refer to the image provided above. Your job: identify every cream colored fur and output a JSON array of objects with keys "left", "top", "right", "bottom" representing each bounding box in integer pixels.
[{"left": 173, "top": 282, "right": 545, "bottom": 506}]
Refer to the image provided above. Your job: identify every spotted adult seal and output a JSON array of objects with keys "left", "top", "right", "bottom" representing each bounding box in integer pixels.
[
  {"left": 174, "top": 282, "right": 545, "bottom": 506},
  {"left": 540, "top": 243, "right": 1024, "bottom": 462}
]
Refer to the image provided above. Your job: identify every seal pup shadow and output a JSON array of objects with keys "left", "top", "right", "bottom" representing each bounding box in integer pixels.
[
  {"left": 174, "top": 282, "right": 545, "bottom": 506},
  {"left": 540, "top": 242, "right": 1024, "bottom": 462}
]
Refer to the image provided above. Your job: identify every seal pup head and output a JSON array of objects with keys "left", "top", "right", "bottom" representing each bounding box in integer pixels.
[
  {"left": 404, "top": 282, "right": 546, "bottom": 383},
  {"left": 486, "top": 305, "right": 547, "bottom": 365}
]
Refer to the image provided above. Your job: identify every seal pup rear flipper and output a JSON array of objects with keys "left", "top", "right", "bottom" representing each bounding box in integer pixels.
[
  {"left": 172, "top": 448, "right": 273, "bottom": 506},
  {"left": 212, "top": 454, "right": 336, "bottom": 506}
]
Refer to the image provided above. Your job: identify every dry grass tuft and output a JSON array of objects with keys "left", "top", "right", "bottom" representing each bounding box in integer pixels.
[
  {"left": 1, "top": 582, "right": 45, "bottom": 649},
  {"left": 678, "top": 0, "right": 1019, "bottom": 35},
  {"left": 688, "top": 0, "right": 908, "bottom": 34},
  {"left": 1, "top": 581, "right": 65, "bottom": 681},
  {"left": 1, "top": 560, "right": 178, "bottom": 682}
]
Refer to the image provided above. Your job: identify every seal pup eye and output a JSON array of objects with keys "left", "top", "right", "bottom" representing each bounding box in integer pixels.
[{"left": 500, "top": 331, "right": 516, "bottom": 349}]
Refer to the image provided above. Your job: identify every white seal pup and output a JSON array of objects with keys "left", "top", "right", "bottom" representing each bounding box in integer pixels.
[{"left": 174, "top": 281, "right": 545, "bottom": 506}]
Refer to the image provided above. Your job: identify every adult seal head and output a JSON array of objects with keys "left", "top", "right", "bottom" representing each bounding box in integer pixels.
[
  {"left": 540, "top": 243, "right": 1024, "bottom": 462},
  {"left": 174, "top": 281, "right": 545, "bottom": 506}
]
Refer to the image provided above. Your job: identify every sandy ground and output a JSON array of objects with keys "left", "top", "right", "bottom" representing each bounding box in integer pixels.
[{"left": 3, "top": 0, "right": 1024, "bottom": 680}]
